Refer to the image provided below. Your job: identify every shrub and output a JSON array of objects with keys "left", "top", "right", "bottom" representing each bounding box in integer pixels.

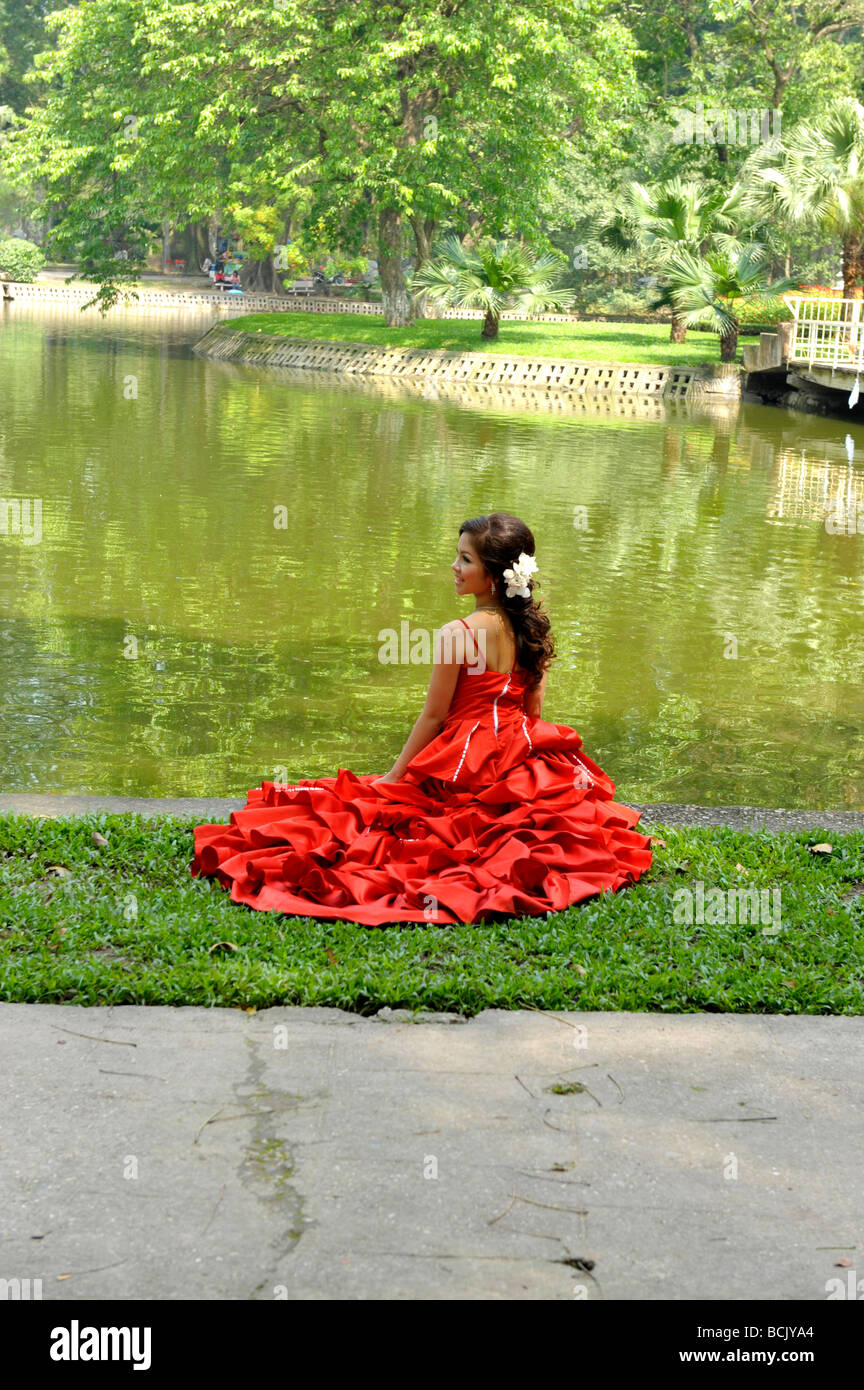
[
  {"left": 734, "top": 294, "right": 793, "bottom": 327},
  {"left": 0, "top": 236, "right": 45, "bottom": 282},
  {"left": 582, "top": 287, "right": 660, "bottom": 316}
]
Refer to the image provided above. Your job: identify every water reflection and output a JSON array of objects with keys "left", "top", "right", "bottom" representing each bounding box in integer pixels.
[{"left": 0, "top": 303, "right": 862, "bottom": 808}]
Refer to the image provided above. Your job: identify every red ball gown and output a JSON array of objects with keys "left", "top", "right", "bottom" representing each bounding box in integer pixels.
[{"left": 191, "top": 619, "right": 653, "bottom": 924}]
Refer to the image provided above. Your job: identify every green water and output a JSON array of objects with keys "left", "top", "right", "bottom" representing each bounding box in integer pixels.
[{"left": 0, "top": 304, "right": 862, "bottom": 809}]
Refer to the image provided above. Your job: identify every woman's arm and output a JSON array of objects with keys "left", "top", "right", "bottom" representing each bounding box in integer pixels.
[
  {"left": 373, "top": 622, "right": 463, "bottom": 782},
  {"left": 523, "top": 666, "right": 548, "bottom": 720}
]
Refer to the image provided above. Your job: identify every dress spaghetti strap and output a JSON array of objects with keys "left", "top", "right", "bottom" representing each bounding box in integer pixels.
[{"left": 458, "top": 616, "right": 480, "bottom": 664}]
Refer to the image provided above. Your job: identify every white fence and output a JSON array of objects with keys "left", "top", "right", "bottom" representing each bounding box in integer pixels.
[
  {"left": 783, "top": 294, "right": 864, "bottom": 369},
  {"left": 4, "top": 280, "right": 576, "bottom": 322}
]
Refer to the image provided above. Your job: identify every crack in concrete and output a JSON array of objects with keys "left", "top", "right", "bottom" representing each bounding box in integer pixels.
[{"left": 234, "top": 1034, "right": 309, "bottom": 1297}]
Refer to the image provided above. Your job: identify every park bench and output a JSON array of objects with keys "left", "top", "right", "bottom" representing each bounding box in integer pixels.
[{"left": 285, "top": 278, "right": 316, "bottom": 297}]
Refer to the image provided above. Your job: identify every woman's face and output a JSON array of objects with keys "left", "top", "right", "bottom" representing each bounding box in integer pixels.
[{"left": 452, "top": 533, "right": 490, "bottom": 596}]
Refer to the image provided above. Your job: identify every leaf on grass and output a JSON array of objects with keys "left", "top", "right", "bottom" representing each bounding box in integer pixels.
[
  {"left": 569, "top": 962, "right": 587, "bottom": 976},
  {"left": 648, "top": 836, "right": 666, "bottom": 848},
  {"left": 208, "top": 941, "right": 238, "bottom": 954},
  {"left": 782, "top": 979, "right": 797, "bottom": 988},
  {"left": 326, "top": 947, "right": 338, "bottom": 966},
  {"left": 46, "top": 865, "right": 72, "bottom": 878},
  {"left": 808, "top": 843, "right": 833, "bottom": 855},
  {"left": 734, "top": 863, "right": 748, "bottom": 874},
  {"left": 92, "top": 831, "right": 109, "bottom": 848}
]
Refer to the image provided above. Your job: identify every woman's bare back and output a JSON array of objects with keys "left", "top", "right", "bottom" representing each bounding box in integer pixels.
[{"left": 460, "top": 610, "right": 521, "bottom": 675}]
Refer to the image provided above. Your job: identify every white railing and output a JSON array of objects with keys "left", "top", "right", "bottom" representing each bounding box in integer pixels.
[{"left": 783, "top": 294, "right": 864, "bottom": 368}]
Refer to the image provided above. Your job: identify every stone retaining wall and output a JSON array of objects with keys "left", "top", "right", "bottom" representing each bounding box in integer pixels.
[
  {"left": 210, "top": 361, "right": 737, "bottom": 419},
  {"left": 194, "top": 323, "right": 742, "bottom": 400}
]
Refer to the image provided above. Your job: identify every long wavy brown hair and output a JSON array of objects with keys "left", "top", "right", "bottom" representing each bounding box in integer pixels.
[{"left": 459, "top": 513, "right": 555, "bottom": 691}]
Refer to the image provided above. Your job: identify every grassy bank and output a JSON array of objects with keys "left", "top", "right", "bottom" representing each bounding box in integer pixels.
[
  {"left": 226, "top": 312, "right": 727, "bottom": 366},
  {"left": 1, "top": 814, "right": 862, "bottom": 1015}
]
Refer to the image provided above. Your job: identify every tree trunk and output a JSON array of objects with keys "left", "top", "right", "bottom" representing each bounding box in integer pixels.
[
  {"left": 378, "top": 206, "right": 412, "bottom": 326},
  {"left": 670, "top": 312, "right": 687, "bottom": 343},
  {"left": 461, "top": 216, "right": 484, "bottom": 252},
  {"left": 842, "top": 237, "right": 863, "bottom": 299},
  {"left": 409, "top": 212, "right": 438, "bottom": 318},
  {"left": 241, "top": 255, "right": 291, "bottom": 295},
  {"left": 162, "top": 220, "right": 172, "bottom": 273},
  {"left": 720, "top": 323, "right": 738, "bottom": 362},
  {"left": 175, "top": 220, "right": 210, "bottom": 272},
  {"left": 481, "top": 310, "right": 499, "bottom": 340}
]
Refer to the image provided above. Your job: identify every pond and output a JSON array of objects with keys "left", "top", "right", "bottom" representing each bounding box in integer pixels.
[{"left": 0, "top": 302, "right": 862, "bottom": 810}]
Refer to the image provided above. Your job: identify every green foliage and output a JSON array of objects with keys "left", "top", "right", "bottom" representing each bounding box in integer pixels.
[
  {"left": 651, "top": 242, "right": 796, "bottom": 352},
  {"left": 582, "top": 286, "right": 658, "bottom": 315},
  {"left": 741, "top": 97, "right": 864, "bottom": 238},
  {"left": 0, "top": 0, "right": 67, "bottom": 113},
  {"left": 411, "top": 234, "right": 575, "bottom": 330},
  {"left": 3, "top": 0, "right": 641, "bottom": 312},
  {"left": 0, "top": 233, "right": 43, "bottom": 280},
  {"left": 734, "top": 294, "right": 793, "bottom": 326},
  {"left": 224, "top": 204, "right": 283, "bottom": 262}
]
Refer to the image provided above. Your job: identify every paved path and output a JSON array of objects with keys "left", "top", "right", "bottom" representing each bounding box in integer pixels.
[
  {"left": 2, "top": 1004, "right": 861, "bottom": 1300},
  {"left": 1, "top": 793, "right": 863, "bottom": 834}
]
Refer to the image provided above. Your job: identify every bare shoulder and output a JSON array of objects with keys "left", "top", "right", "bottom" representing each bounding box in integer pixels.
[
  {"left": 436, "top": 617, "right": 468, "bottom": 645},
  {"left": 434, "top": 618, "right": 470, "bottom": 664}
]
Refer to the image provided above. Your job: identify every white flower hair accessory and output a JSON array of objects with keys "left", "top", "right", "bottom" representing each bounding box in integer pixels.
[{"left": 502, "top": 551, "right": 538, "bottom": 599}]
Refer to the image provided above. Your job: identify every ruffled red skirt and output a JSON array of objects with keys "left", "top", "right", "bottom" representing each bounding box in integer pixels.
[{"left": 191, "top": 664, "right": 653, "bottom": 925}]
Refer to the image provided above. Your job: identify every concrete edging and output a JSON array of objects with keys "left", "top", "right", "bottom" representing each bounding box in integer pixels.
[
  {"left": 0, "top": 794, "right": 861, "bottom": 834},
  {"left": 193, "top": 323, "right": 743, "bottom": 400}
]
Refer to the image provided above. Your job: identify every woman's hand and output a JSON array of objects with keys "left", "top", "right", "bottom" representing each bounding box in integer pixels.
[{"left": 371, "top": 771, "right": 402, "bottom": 787}]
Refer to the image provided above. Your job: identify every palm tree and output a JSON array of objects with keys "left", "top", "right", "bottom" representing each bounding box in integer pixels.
[
  {"left": 598, "top": 177, "right": 750, "bottom": 344},
  {"left": 410, "top": 234, "right": 575, "bottom": 339},
  {"left": 740, "top": 97, "right": 864, "bottom": 300},
  {"left": 651, "top": 243, "right": 795, "bottom": 362}
]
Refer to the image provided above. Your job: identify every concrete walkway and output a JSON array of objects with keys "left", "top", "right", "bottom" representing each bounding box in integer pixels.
[
  {"left": 1, "top": 1003, "right": 862, "bottom": 1301},
  {"left": 1, "top": 792, "right": 863, "bottom": 834}
]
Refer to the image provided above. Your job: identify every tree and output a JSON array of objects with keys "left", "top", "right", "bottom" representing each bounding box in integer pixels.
[
  {"left": 410, "top": 234, "right": 575, "bottom": 338},
  {"left": 652, "top": 242, "right": 795, "bottom": 360},
  {"left": 740, "top": 96, "right": 864, "bottom": 299},
  {"left": 597, "top": 176, "right": 751, "bottom": 341},
  {"left": 6, "top": 0, "right": 641, "bottom": 321},
  {"left": 0, "top": 0, "right": 67, "bottom": 113}
]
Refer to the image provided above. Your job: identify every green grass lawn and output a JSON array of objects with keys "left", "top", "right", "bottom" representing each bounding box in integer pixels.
[
  {"left": 226, "top": 312, "right": 730, "bottom": 366},
  {"left": 2, "top": 814, "right": 862, "bottom": 1015}
]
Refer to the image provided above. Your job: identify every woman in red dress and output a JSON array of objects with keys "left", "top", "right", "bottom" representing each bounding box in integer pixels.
[{"left": 191, "top": 512, "right": 653, "bottom": 924}]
